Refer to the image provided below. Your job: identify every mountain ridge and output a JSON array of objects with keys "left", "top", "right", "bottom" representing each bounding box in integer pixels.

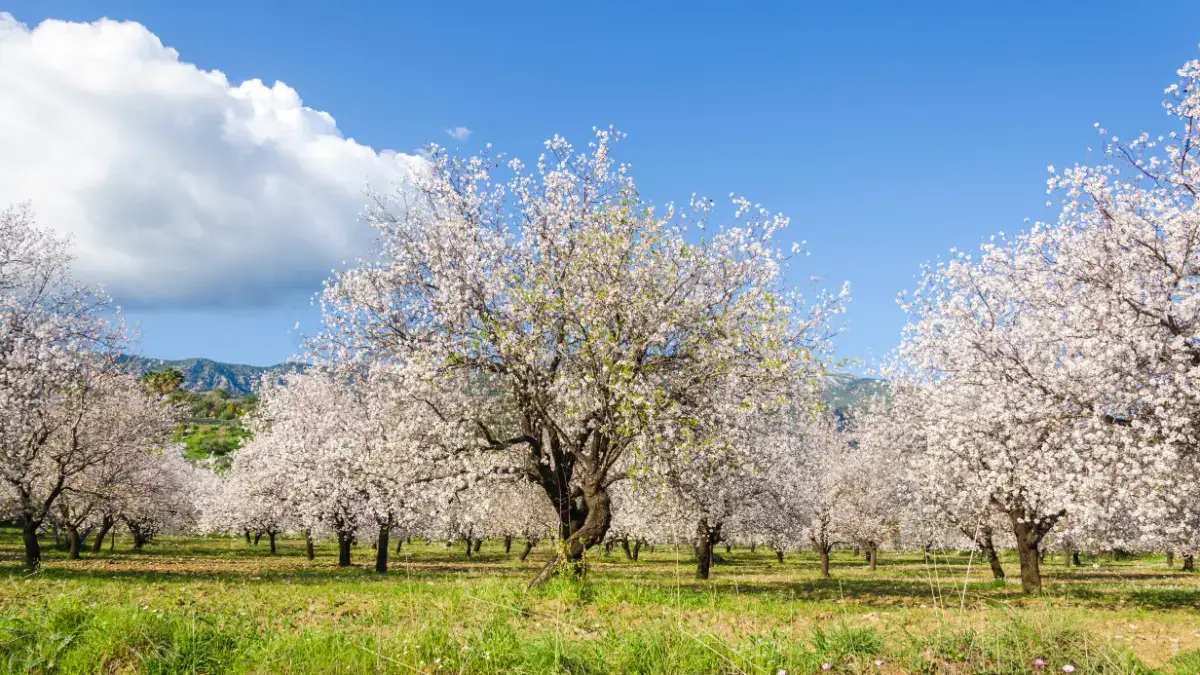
[{"left": 119, "top": 355, "right": 885, "bottom": 406}]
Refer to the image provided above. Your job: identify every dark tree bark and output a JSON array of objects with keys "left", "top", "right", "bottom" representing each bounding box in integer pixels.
[
  {"left": 529, "top": 481, "right": 612, "bottom": 589},
  {"left": 1072, "top": 551, "right": 1081, "bottom": 567},
  {"left": 244, "top": 529, "right": 252, "bottom": 545},
  {"left": 337, "top": 531, "right": 352, "bottom": 567},
  {"left": 519, "top": 539, "right": 535, "bottom": 562},
  {"left": 253, "top": 531, "right": 262, "bottom": 546},
  {"left": 464, "top": 536, "right": 473, "bottom": 557},
  {"left": 750, "top": 543, "right": 757, "bottom": 553},
  {"left": 66, "top": 524, "right": 83, "bottom": 560},
  {"left": 505, "top": 536, "right": 513, "bottom": 554},
  {"left": 92, "top": 516, "right": 115, "bottom": 554},
  {"left": 867, "top": 542, "right": 878, "bottom": 572},
  {"left": 774, "top": 549, "right": 784, "bottom": 564},
  {"left": 1007, "top": 508, "right": 1061, "bottom": 594},
  {"left": 375, "top": 526, "right": 389, "bottom": 574},
  {"left": 631, "top": 539, "right": 642, "bottom": 561},
  {"left": 694, "top": 518, "right": 722, "bottom": 580},
  {"left": 923, "top": 542, "right": 933, "bottom": 563},
  {"left": 620, "top": 538, "right": 633, "bottom": 560},
  {"left": 725, "top": 543, "right": 731, "bottom": 554},
  {"left": 1183, "top": 554, "right": 1195, "bottom": 572},
  {"left": 268, "top": 531, "right": 277, "bottom": 555},
  {"left": 305, "top": 531, "right": 315, "bottom": 561},
  {"left": 976, "top": 527, "right": 1005, "bottom": 581},
  {"left": 473, "top": 538, "right": 482, "bottom": 554},
  {"left": 21, "top": 520, "right": 41, "bottom": 571},
  {"left": 818, "top": 545, "right": 832, "bottom": 578},
  {"left": 396, "top": 536, "right": 403, "bottom": 553}
]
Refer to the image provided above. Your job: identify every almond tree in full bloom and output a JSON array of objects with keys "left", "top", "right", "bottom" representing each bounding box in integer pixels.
[
  {"left": 317, "top": 129, "right": 846, "bottom": 586},
  {"left": 0, "top": 205, "right": 129, "bottom": 570},
  {"left": 45, "top": 377, "right": 181, "bottom": 558},
  {"left": 893, "top": 53, "right": 1200, "bottom": 591}
]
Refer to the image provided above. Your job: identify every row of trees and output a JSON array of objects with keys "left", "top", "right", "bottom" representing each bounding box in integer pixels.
[{"left": 7, "top": 57, "right": 1200, "bottom": 596}]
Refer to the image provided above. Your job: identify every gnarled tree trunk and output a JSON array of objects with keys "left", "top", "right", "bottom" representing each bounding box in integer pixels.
[
  {"left": 519, "top": 539, "right": 535, "bottom": 562},
  {"left": 21, "top": 520, "right": 41, "bottom": 571},
  {"left": 529, "top": 481, "right": 612, "bottom": 589}
]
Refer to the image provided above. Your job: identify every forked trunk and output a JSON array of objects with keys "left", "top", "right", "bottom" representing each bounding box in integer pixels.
[
  {"left": 529, "top": 482, "right": 612, "bottom": 589},
  {"left": 375, "top": 526, "right": 389, "bottom": 574},
  {"left": 1008, "top": 509, "right": 1059, "bottom": 594}
]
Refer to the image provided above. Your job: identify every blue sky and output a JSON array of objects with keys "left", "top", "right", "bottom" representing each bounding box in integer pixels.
[{"left": 4, "top": 1, "right": 1200, "bottom": 368}]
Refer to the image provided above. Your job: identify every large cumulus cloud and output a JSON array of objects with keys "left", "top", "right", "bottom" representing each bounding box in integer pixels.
[{"left": 0, "top": 13, "right": 423, "bottom": 306}]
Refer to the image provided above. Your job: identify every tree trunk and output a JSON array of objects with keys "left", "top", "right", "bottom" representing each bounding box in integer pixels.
[
  {"left": 244, "top": 529, "right": 251, "bottom": 545},
  {"left": 725, "top": 543, "right": 732, "bottom": 554},
  {"left": 923, "top": 542, "right": 932, "bottom": 563},
  {"left": 21, "top": 519, "right": 42, "bottom": 572},
  {"left": 694, "top": 518, "right": 720, "bottom": 580},
  {"left": 1167, "top": 551, "right": 1175, "bottom": 567},
  {"left": 1072, "top": 551, "right": 1081, "bottom": 567},
  {"left": 774, "top": 549, "right": 784, "bottom": 564},
  {"left": 473, "top": 538, "right": 482, "bottom": 554},
  {"left": 868, "top": 542, "right": 878, "bottom": 572},
  {"left": 505, "top": 536, "right": 513, "bottom": 554},
  {"left": 268, "top": 532, "right": 277, "bottom": 555},
  {"left": 305, "top": 531, "right": 315, "bottom": 561},
  {"left": 519, "top": 539, "right": 534, "bottom": 562},
  {"left": 750, "top": 543, "right": 757, "bottom": 553},
  {"left": 1183, "top": 554, "right": 1195, "bottom": 572},
  {"left": 92, "top": 516, "right": 114, "bottom": 555},
  {"left": 396, "top": 536, "right": 403, "bottom": 553},
  {"left": 971, "top": 525, "right": 1005, "bottom": 580},
  {"left": 66, "top": 524, "right": 82, "bottom": 560},
  {"left": 464, "top": 537, "right": 472, "bottom": 557},
  {"left": 529, "top": 482, "right": 612, "bottom": 589},
  {"left": 1009, "top": 511, "right": 1055, "bottom": 594},
  {"left": 337, "top": 532, "right": 352, "bottom": 567},
  {"left": 375, "top": 526, "right": 389, "bottom": 574},
  {"left": 632, "top": 540, "right": 642, "bottom": 561},
  {"left": 1063, "top": 542, "right": 1072, "bottom": 568},
  {"left": 620, "top": 538, "right": 633, "bottom": 560},
  {"left": 253, "top": 531, "right": 262, "bottom": 546}
]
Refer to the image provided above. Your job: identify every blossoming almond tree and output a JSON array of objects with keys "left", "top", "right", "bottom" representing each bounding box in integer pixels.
[
  {"left": 318, "top": 129, "right": 846, "bottom": 586},
  {"left": 0, "top": 205, "right": 128, "bottom": 570}
]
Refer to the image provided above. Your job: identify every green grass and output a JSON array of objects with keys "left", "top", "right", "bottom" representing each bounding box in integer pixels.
[{"left": 2, "top": 531, "right": 1198, "bottom": 674}]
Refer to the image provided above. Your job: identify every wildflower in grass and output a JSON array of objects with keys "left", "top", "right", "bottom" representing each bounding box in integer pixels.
[
  {"left": 1033, "top": 658, "right": 1046, "bottom": 669},
  {"left": 821, "top": 665, "right": 831, "bottom": 671},
  {"left": 1063, "top": 666, "right": 1076, "bottom": 673}
]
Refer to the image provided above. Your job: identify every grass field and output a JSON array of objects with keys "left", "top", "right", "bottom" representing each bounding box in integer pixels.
[{"left": 2, "top": 531, "right": 1198, "bottom": 674}]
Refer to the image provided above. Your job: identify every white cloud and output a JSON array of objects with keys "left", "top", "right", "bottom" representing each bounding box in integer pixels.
[
  {"left": 445, "top": 126, "right": 472, "bottom": 142},
  {"left": 0, "top": 13, "right": 425, "bottom": 307}
]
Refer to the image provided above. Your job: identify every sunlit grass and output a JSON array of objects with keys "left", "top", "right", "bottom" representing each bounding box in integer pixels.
[{"left": 1, "top": 530, "right": 1197, "bottom": 673}]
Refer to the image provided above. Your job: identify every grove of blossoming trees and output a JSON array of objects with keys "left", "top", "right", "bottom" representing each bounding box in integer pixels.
[
  {"left": 0, "top": 205, "right": 209, "bottom": 569},
  {"left": 313, "top": 128, "right": 846, "bottom": 586}
]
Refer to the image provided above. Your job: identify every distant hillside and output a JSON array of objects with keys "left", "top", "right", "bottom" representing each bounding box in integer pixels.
[
  {"left": 118, "top": 356, "right": 306, "bottom": 396},
  {"left": 822, "top": 372, "right": 888, "bottom": 411}
]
